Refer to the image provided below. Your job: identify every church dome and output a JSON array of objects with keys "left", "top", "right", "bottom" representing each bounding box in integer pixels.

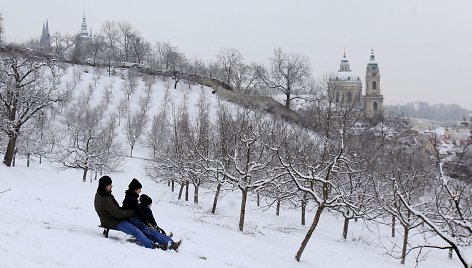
[
  {"left": 335, "top": 70, "right": 361, "bottom": 82},
  {"left": 334, "top": 52, "right": 361, "bottom": 82}
]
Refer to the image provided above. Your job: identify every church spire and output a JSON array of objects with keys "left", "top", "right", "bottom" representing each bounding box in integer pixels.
[{"left": 339, "top": 50, "right": 351, "bottom": 72}]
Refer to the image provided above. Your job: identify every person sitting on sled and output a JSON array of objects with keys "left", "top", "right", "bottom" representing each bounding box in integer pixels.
[
  {"left": 139, "top": 194, "right": 172, "bottom": 237},
  {"left": 123, "top": 178, "right": 181, "bottom": 251}
]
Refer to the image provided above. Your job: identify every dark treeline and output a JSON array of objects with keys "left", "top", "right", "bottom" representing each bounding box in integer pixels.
[{"left": 385, "top": 102, "right": 470, "bottom": 122}]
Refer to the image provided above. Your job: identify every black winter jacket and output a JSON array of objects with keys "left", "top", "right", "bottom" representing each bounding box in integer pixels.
[
  {"left": 139, "top": 203, "right": 158, "bottom": 227},
  {"left": 122, "top": 190, "right": 149, "bottom": 225}
]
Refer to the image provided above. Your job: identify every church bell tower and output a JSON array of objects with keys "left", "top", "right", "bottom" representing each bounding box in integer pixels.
[{"left": 364, "top": 49, "right": 384, "bottom": 119}]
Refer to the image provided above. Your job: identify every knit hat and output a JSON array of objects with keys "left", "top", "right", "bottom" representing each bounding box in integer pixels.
[
  {"left": 97, "top": 175, "right": 112, "bottom": 195},
  {"left": 139, "top": 194, "right": 152, "bottom": 206},
  {"left": 128, "top": 178, "right": 142, "bottom": 191}
]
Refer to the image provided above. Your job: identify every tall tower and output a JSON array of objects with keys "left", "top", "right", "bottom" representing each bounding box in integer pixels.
[
  {"left": 79, "top": 13, "right": 91, "bottom": 38},
  {"left": 364, "top": 49, "right": 384, "bottom": 119},
  {"left": 40, "top": 20, "right": 51, "bottom": 51}
]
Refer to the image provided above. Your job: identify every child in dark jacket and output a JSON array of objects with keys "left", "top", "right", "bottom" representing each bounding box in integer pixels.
[{"left": 139, "top": 194, "right": 172, "bottom": 237}]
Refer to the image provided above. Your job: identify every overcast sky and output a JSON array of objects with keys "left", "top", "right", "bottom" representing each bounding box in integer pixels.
[{"left": 2, "top": 0, "right": 471, "bottom": 110}]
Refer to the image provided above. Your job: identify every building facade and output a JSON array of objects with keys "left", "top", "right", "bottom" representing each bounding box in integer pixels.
[{"left": 328, "top": 50, "right": 384, "bottom": 120}]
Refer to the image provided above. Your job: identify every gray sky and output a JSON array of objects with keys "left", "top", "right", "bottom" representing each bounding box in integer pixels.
[{"left": 2, "top": 0, "right": 471, "bottom": 109}]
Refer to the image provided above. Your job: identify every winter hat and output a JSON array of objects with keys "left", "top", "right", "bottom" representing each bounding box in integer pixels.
[
  {"left": 139, "top": 194, "right": 152, "bottom": 206},
  {"left": 128, "top": 178, "right": 143, "bottom": 191},
  {"left": 97, "top": 175, "right": 112, "bottom": 195}
]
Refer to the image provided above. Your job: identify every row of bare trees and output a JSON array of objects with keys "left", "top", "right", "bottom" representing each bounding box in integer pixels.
[{"left": 143, "top": 89, "right": 471, "bottom": 266}]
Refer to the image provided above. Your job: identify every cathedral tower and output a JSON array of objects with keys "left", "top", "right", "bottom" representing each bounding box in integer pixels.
[
  {"left": 40, "top": 20, "right": 51, "bottom": 51},
  {"left": 364, "top": 49, "right": 384, "bottom": 119}
]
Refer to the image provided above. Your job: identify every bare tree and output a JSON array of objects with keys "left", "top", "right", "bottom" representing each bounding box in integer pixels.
[
  {"left": 0, "top": 51, "right": 69, "bottom": 167},
  {"left": 122, "top": 67, "right": 139, "bottom": 100},
  {"left": 260, "top": 48, "right": 312, "bottom": 109},
  {"left": 100, "top": 21, "right": 119, "bottom": 74},
  {"left": 392, "top": 133, "right": 472, "bottom": 268},
  {"left": 169, "top": 50, "right": 187, "bottom": 89},
  {"left": 50, "top": 33, "right": 76, "bottom": 58},
  {"left": 151, "top": 41, "right": 176, "bottom": 69},
  {"left": 216, "top": 47, "right": 243, "bottom": 87},
  {"left": 54, "top": 89, "right": 123, "bottom": 181}
]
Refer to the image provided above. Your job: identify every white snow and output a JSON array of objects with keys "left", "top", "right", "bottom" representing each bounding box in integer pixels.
[
  {"left": 0, "top": 64, "right": 462, "bottom": 268},
  {"left": 0, "top": 157, "right": 461, "bottom": 268}
]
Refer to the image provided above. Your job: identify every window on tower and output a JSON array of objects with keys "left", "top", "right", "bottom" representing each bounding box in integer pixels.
[
  {"left": 372, "top": 81, "right": 377, "bottom": 89},
  {"left": 347, "top": 92, "right": 352, "bottom": 103},
  {"left": 373, "top": 102, "right": 378, "bottom": 111}
]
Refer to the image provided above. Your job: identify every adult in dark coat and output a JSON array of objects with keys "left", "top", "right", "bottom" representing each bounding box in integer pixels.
[
  {"left": 94, "top": 175, "right": 156, "bottom": 249},
  {"left": 123, "top": 178, "right": 181, "bottom": 251}
]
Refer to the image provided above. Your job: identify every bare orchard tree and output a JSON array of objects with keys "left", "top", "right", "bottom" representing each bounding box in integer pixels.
[
  {"left": 144, "top": 82, "right": 171, "bottom": 158},
  {"left": 260, "top": 48, "right": 312, "bottom": 109},
  {"left": 54, "top": 89, "right": 123, "bottom": 181},
  {"left": 169, "top": 50, "right": 187, "bottom": 89},
  {"left": 125, "top": 85, "right": 150, "bottom": 158},
  {"left": 216, "top": 47, "right": 243, "bottom": 87},
  {"left": 122, "top": 67, "right": 139, "bottom": 100},
  {"left": 15, "top": 111, "right": 54, "bottom": 167},
  {"left": 187, "top": 90, "right": 213, "bottom": 204},
  {"left": 203, "top": 109, "right": 282, "bottom": 232},
  {"left": 393, "top": 134, "right": 472, "bottom": 268},
  {"left": 0, "top": 51, "right": 69, "bottom": 167},
  {"left": 374, "top": 136, "right": 433, "bottom": 265}
]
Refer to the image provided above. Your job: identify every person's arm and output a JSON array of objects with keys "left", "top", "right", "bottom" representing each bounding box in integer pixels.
[{"left": 105, "top": 197, "right": 134, "bottom": 219}]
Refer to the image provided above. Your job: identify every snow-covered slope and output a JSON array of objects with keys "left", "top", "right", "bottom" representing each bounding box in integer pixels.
[{"left": 0, "top": 64, "right": 461, "bottom": 268}]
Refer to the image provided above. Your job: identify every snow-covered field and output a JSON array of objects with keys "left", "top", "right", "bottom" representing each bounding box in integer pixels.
[
  {"left": 0, "top": 64, "right": 462, "bottom": 268},
  {"left": 0, "top": 156, "right": 461, "bottom": 268}
]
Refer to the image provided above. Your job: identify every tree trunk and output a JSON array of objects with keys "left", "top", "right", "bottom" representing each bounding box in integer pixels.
[
  {"left": 26, "top": 153, "right": 30, "bottom": 167},
  {"left": 391, "top": 215, "right": 396, "bottom": 238},
  {"left": 178, "top": 183, "right": 184, "bottom": 200},
  {"left": 167, "top": 180, "right": 170, "bottom": 187},
  {"left": 276, "top": 199, "right": 281, "bottom": 216},
  {"left": 185, "top": 180, "right": 189, "bottom": 201},
  {"left": 343, "top": 217, "right": 350, "bottom": 240},
  {"left": 211, "top": 183, "right": 222, "bottom": 214},
  {"left": 239, "top": 189, "right": 248, "bottom": 232},
  {"left": 193, "top": 184, "right": 199, "bottom": 204},
  {"left": 448, "top": 248, "right": 453, "bottom": 259},
  {"left": 130, "top": 145, "right": 133, "bottom": 157},
  {"left": 3, "top": 131, "right": 18, "bottom": 167},
  {"left": 171, "top": 180, "right": 175, "bottom": 192},
  {"left": 257, "top": 193, "right": 260, "bottom": 207},
  {"left": 82, "top": 168, "right": 88, "bottom": 182},
  {"left": 301, "top": 197, "right": 306, "bottom": 226},
  {"left": 295, "top": 204, "right": 325, "bottom": 262},
  {"left": 401, "top": 224, "right": 409, "bottom": 264}
]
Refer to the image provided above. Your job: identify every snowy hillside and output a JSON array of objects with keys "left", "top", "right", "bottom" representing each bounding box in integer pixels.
[
  {"left": 0, "top": 64, "right": 463, "bottom": 268},
  {"left": 0, "top": 158, "right": 460, "bottom": 268}
]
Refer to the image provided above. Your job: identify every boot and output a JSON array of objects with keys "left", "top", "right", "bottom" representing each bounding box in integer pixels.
[
  {"left": 154, "top": 243, "right": 167, "bottom": 250},
  {"left": 170, "top": 240, "right": 182, "bottom": 251}
]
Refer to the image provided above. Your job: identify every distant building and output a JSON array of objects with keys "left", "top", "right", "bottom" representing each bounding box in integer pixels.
[
  {"left": 39, "top": 20, "right": 51, "bottom": 51},
  {"left": 328, "top": 50, "right": 384, "bottom": 120},
  {"left": 73, "top": 13, "right": 93, "bottom": 61}
]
